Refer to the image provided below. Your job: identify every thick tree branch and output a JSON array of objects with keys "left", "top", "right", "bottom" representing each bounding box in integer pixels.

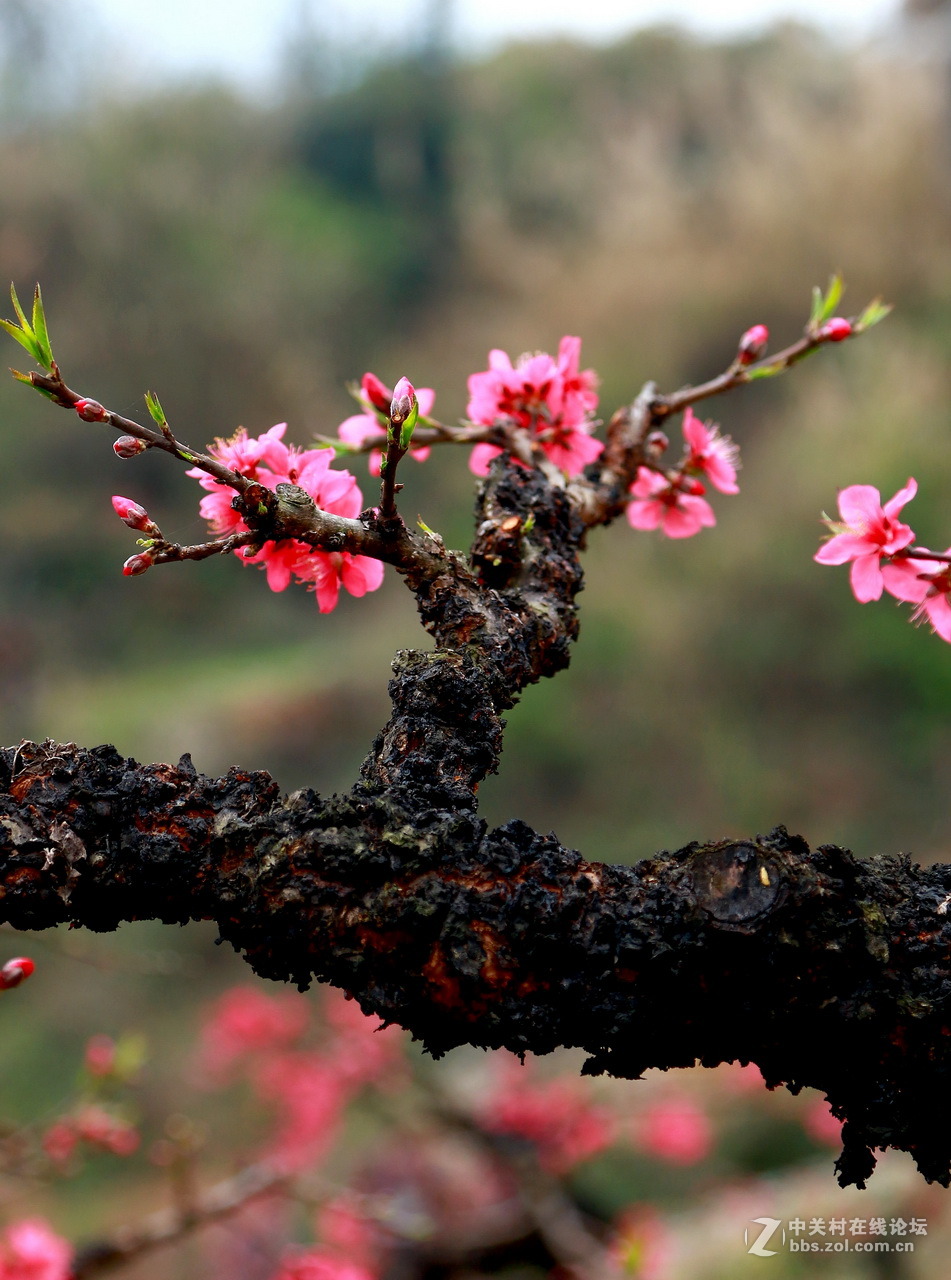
[{"left": 2, "top": 740, "right": 951, "bottom": 1191}]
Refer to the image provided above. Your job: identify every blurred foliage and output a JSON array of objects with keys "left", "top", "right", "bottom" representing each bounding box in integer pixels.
[{"left": 4, "top": 9, "right": 951, "bottom": 1266}]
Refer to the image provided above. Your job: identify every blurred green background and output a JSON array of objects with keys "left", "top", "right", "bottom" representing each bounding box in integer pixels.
[{"left": 3, "top": 0, "right": 951, "bottom": 1270}]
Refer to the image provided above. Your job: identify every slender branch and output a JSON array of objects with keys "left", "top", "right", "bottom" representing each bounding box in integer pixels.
[
  {"left": 27, "top": 369, "right": 258, "bottom": 498},
  {"left": 649, "top": 324, "right": 855, "bottom": 420},
  {"left": 70, "top": 1160, "right": 290, "bottom": 1277}
]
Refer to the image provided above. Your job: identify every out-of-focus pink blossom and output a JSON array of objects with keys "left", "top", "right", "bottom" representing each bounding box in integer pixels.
[
  {"left": 682, "top": 408, "right": 739, "bottom": 494},
  {"left": 814, "top": 479, "right": 917, "bottom": 602},
  {"left": 84, "top": 1035, "right": 117, "bottom": 1078},
  {"left": 197, "top": 986, "right": 309, "bottom": 1080},
  {"left": 74, "top": 1106, "right": 140, "bottom": 1156},
  {"left": 271, "top": 1246, "right": 377, "bottom": 1280},
  {"left": 320, "top": 991, "right": 406, "bottom": 1089},
  {"left": 317, "top": 1197, "right": 381, "bottom": 1272},
  {"left": 337, "top": 376, "right": 434, "bottom": 475},
  {"left": 466, "top": 337, "right": 602, "bottom": 476},
  {"left": 41, "top": 1122, "right": 79, "bottom": 1167},
  {"left": 188, "top": 427, "right": 384, "bottom": 612},
  {"left": 480, "top": 1060, "right": 614, "bottom": 1173},
  {"left": 627, "top": 467, "right": 716, "bottom": 539},
  {"left": 803, "top": 1099, "right": 843, "bottom": 1148},
  {"left": 608, "top": 1208, "right": 675, "bottom": 1280},
  {"left": 635, "top": 1099, "right": 713, "bottom": 1166},
  {"left": 254, "top": 1052, "right": 347, "bottom": 1172},
  {"left": 0, "top": 1219, "right": 72, "bottom": 1280}
]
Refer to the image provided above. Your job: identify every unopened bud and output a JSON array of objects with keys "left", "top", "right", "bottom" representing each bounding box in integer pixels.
[
  {"left": 645, "top": 430, "right": 669, "bottom": 458},
  {"left": 361, "top": 371, "right": 392, "bottom": 415},
  {"left": 684, "top": 478, "right": 706, "bottom": 496},
  {"left": 113, "top": 435, "right": 148, "bottom": 459},
  {"left": 112, "top": 495, "right": 159, "bottom": 535},
  {"left": 737, "top": 323, "right": 769, "bottom": 365},
  {"left": 122, "top": 552, "right": 153, "bottom": 577},
  {"left": 821, "top": 317, "right": 852, "bottom": 342},
  {"left": 74, "top": 398, "right": 108, "bottom": 423},
  {"left": 389, "top": 376, "right": 416, "bottom": 427},
  {"left": 0, "top": 956, "right": 34, "bottom": 990}
]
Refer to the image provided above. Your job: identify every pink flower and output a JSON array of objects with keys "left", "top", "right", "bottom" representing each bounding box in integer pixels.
[
  {"left": 189, "top": 427, "right": 385, "bottom": 613},
  {"left": 466, "top": 338, "right": 602, "bottom": 476},
  {"left": 337, "top": 375, "right": 434, "bottom": 475},
  {"left": 883, "top": 551, "right": 951, "bottom": 643},
  {"left": 814, "top": 479, "right": 917, "bottom": 602},
  {"left": 0, "top": 1220, "right": 72, "bottom": 1280},
  {"left": 627, "top": 467, "right": 716, "bottom": 539},
  {"left": 682, "top": 408, "right": 739, "bottom": 494},
  {"left": 635, "top": 1099, "right": 713, "bottom": 1166}
]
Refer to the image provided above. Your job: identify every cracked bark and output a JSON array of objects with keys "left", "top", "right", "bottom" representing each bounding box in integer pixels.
[{"left": 1, "top": 449, "right": 947, "bottom": 1190}]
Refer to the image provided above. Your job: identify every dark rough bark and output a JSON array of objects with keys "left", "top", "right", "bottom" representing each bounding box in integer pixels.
[{"left": 2, "top": 411, "right": 947, "bottom": 1190}]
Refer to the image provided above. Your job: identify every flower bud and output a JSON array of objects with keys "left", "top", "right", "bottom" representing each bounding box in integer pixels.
[
  {"left": 112, "top": 495, "right": 160, "bottom": 536},
  {"left": 736, "top": 323, "right": 769, "bottom": 365},
  {"left": 74, "top": 398, "right": 108, "bottom": 423},
  {"left": 645, "top": 430, "right": 669, "bottom": 458},
  {"left": 113, "top": 435, "right": 148, "bottom": 459},
  {"left": 389, "top": 376, "right": 416, "bottom": 427},
  {"left": 684, "top": 478, "right": 707, "bottom": 496},
  {"left": 0, "top": 956, "right": 34, "bottom": 989},
  {"left": 122, "top": 552, "right": 153, "bottom": 577},
  {"left": 361, "top": 372, "right": 392, "bottom": 415},
  {"left": 821, "top": 317, "right": 852, "bottom": 342}
]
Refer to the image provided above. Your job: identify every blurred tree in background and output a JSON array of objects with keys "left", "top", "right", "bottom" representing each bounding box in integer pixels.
[{"left": 3, "top": 3, "right": 951, "bottom": 1272}]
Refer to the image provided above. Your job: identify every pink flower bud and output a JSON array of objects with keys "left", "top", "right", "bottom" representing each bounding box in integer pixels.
[
  {"left": 737, "top": 323, "right": 769, "bottom": 365},
  {"left": 389, "top": 376, "right": 416, "bottom": 425},
  {"left": 74, "top": 398, "right": 108, "bottom": 422},
  {"left": 821, "top": 317, "right": 852, "bottom": 342},
  {"left": 684, "top": 478, "right": 707, "bottom": 496},
  {"left": 645, "top": 430, "right": 669, "bottom": 458},
  {"left": 0, "top": 956, "right": 34, "bottom": 989},
  {"left": 111, "top": 495, "right": 155, "bottom": 532},
  {"left": 361, "top": 372, "right": 392, "bottom": 414},
  {"left": 113, "top": 435, "right": 148, "bottom": 458},
  {"left": 122, "top": 552, "right": 153, "bottom": 576}
]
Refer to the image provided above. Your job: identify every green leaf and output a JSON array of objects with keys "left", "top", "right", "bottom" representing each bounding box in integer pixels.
[
  {"left": 818, "top": 273, "right": 843, "bottom": 324},
  {"left": 9, "top": 283, "right": 29, "bottom": 332},
  {"left": 809, "top": 285, "right": 824, "bottom": 329},
  {"left": 856, "top": 298, "right": 892, "bottom": 332},
  {"left": 398, "top": 400, "right": 419, "bottom": 451},
  {"left": 0, "top": 317, "right": 43, "bottom": 364},
  {"left": 144, "top": 390, "right": 167, "bottom": 428},
  {"left": 808, "top": 274, "right": 845, "bottom": 330},
  {"left": 30, "top": 284, "right": 53, "bottom": 370},
  {"left": 744, "top": 363, "right": 784, "bottom": 381}
]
